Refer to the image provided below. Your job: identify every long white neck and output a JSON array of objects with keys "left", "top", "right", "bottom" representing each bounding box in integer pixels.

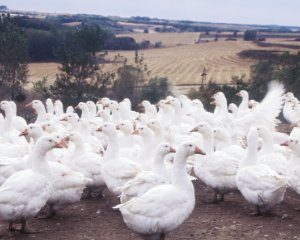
[
  {"left": 3, "top": 107, "right": 13, "bottom": 132},
  {"left": 36, "top": 107, "right": 47, "bottom": 123},
  {"left": 172, "top": 150, "right": 194, "bottom": 193},
  {"left": 239, "top": 94, "right": 249, "bottom": 112},
  {"left": 241, "top": 136, "right": 258, "bottom": 168},
  {"left": 28, "top": 146, "right": 51, "bottom": 175},
  {"left": 202, "top": 129, "right": 214, "bottom": 155},
  {"left": 104, "top": 132, "right": 119, "bottom": 162},
  {"left": 259, "top": 132, "right": 274, "bottom": 155},
  {"left": 152, "top": 153, "right": 170, "bottom": 181},
  {"left": 73, "top": 136, "right": 86, "bottom": 155}
]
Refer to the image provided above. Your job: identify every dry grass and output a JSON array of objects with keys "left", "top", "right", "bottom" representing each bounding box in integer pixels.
[{"left": 27, "top": 33, "right": 300, "bottom": 94}]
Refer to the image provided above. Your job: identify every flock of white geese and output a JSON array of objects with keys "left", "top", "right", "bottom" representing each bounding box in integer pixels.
[{"left": 0, "top": 81, "right": 300, "bottom": 239}]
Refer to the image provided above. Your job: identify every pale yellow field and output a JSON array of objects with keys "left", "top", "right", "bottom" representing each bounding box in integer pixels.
[{"left": 27, "top": 33, "right": 300, "bottom": 94}]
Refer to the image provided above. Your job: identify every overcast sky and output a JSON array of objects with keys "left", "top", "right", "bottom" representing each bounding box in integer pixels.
[{"left": 2, "top": 0, "right": 299, "bottom": 26}]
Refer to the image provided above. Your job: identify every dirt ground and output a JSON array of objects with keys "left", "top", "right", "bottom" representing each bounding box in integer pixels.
[{"left": 1, "top": 180, "right": 300, "bottom": 240}]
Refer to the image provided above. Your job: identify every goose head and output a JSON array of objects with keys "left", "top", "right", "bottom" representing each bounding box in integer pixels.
[
  {"left": 256, "top": 125, "right": 272, "bottom": 140},
  {"left": 61, "top": 113, "right": 80, "bottom": 124},
  {"left": 139, "top": 100, "right": 151, "bottom": 109},
  {"left": 166, "top": 98, "right": 181, "bottom": 110},
  {"left": 147, "top": 119, "right": 163, "bottom": 134},
  {"left": 156, "top": 143, "right": 176, "bottom": 157},
  {"left": 213, "top": 127, "right": 231, "bottom": 142},
  {"left": 54, "top": 100, "right": 64, "bottom": 116},
  {"left": 97, "top": 97, "right": 110, "bottom": 108},
  {"left": 248, "top": 100, "right": 259, "bottom": 109},
  {"left": 228, "top": 103, "right": 238, "bottom": 114},
  {"left": 192, "top": 99, "right": 204, "bottom": 110},
  {"left": 66, "top": 106, "right": 74, "bottom": 114},
  {"left": 26, "top": 100, "right": 45, "bottom": 113},
  {"left": 35, "top": 135, "right": 66, "bottom": 154},
  {"left": 177, "top": 143, "right": 206, "bottom": 160},
  {"left": 116, "top": 120, "right": 133, "bottom": 134},
  {"left": 20, "top": 123, "right": 43, "bottom": 141},
  {"left": 42, "top": 121, "right": 57, "bottom": 133},
  {"left": 9, "top": 101, "right": 17, "bottom": 115},
  {"left": 282, "top": 138, "right": 300, "bottom": 156},
  {"left": 86, "top": 101, "right": 97, "bottom": 114},
  {"left": 75, "top": 102, "right": 87, "bottom": 111},
  {"left": 0, "top": 100, "right": 12, "bottom": 113},
  {"left": 46, "top": 98, "right": 54, "bottom": 114},
  {"left": 190, "top": 122, "right": 212, "bottom": 136},
  {"left": 211, "top": 92, "right": 227, "bottom": 107},
  {"left": 97, "top": 122, "right": 117, "bottom": 136},
  {"left": 132, "top": 125, "right": 153, "bottom": 138},
  {"left": 236, "top": 90, "right": 249, "bottom": 98}
]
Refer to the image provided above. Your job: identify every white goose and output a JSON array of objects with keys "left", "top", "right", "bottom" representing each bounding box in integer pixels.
[
  {"left": 192, "top": 123, "right": 240, "bottom": 203},
  {"left": 97, "top": 123, "right": 141, "bottom": 195},
  {"left": 118, "top": 143, "right": 175, "bottom": 203},
  {"left": 236, "top": 127, "right": 287, "bottom": 215},
  {"left": 0, "top": 136, "right": 63, "bottom": 234},
  {"left": 114, "top": 143, "right": 204, "bottom": 240}
]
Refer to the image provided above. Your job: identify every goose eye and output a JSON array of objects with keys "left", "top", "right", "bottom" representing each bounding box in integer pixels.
[
  {"left": 291, "top": 140, "right": 294, "bottom": 142},
  {"left": 189, "top": 144, "right": 192, "bottom": 147},
  {"left": 30, "top": 127, "right": 33, "bottom": 129},
  {"left": 49, "top": 140, "right": 52, "bottom": 143}
]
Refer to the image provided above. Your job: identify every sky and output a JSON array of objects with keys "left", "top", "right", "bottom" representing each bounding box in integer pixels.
[{"left": 1, "top": 0, "right": 299, "bottom": 26}]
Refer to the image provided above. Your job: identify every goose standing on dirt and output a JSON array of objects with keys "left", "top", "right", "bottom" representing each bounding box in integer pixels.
[
  {"left": 236, "top": 127, "right": 287, "bottom": 216},
  {"left": 0, "top": 136, "right": 64, "bottom": 234},
  {"left": 114, "top": 143, "right": 205, "bottom": 240}
]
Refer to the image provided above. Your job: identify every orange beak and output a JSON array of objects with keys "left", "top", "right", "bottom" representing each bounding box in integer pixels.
[
  {"left": 60, "top": 116, "right": 68, "bottom": 121},
  {"left": 236, "top": 92, "right": 241, "bottom": 97},
  {"left": 210, "top": 100, "right": 216, "bottom": 105},
  {"left": 190, "top": 127, "right": 198, "bottom": 132},
  {"left": 97, "top": 99, "right": 102, "bottom": 104},
  {"left": 64, "top": 136, "right": 70, "bottom": 143},
  {"left": 132, "top": 129, "right": 139, "bottom": 135},
  {"left": 138, "top": 103, "right": 143, "bottom": 108},
  {"left": 169, "top": 147, "right": 176, "bottom": 153},
  {"left": 74, "top": 105, "right": 80, "bottom": 109},
  {"left": 280, "top": 141, "right": 289, "bottom": 146},
  {"left": 25, "top": 102, "right": 33, "bottom": 108},
  {"left": 19, "top": 128, "right": 29, "bottom": 136},
  {"left": 194, "top": 146, "right": 206, "bottom": 155}
]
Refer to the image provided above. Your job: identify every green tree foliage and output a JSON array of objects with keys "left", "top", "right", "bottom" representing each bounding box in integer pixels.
[
  {"left": 0, "top": 13, "right": 28, "bottom": 100},
  {"left": 34, "top": 24, "right": 113, "bottom": 106},
  {"left": 141, "top": 77, "right": 170, "bottom": 103},
  {"left": 244, "top": 30, "right": 257, "bottom": 41}
]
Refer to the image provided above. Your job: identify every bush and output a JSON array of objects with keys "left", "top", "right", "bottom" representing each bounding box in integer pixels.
[
  {"left": 141, "top": 77, "right": 170, "bottom": 103},
  {"left": 244, "top": 30, "right": 257, "bottom": 41}
]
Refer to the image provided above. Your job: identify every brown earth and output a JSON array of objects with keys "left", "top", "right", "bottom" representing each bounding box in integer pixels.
[{"left": 1, "top": 180, "right": 300, "bottom": 240}]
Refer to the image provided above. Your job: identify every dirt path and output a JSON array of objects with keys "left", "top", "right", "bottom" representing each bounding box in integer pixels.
[{"left": 1, "top": 180, "right": 300, "bottom": 240}]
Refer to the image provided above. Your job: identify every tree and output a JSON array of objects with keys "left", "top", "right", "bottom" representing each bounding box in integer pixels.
[
  {"left": 34, "top": 25, "right": 113, "bottom": 106},
  {"left": 141, "top": 77, "right": 170, "bottom": 103},
  {"left": 0, "top": 13, "right": 28, "bottom": 100},
  {"left": 244, "top": 30, "right": 257, "bottom": 41}
]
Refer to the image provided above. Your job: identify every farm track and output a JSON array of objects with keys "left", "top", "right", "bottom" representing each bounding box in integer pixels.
[{"left": 1, "top": 180, "right": 300, "bottom": 240}]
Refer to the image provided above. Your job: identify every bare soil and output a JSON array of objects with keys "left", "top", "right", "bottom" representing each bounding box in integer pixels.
[{"left": 1, "top": 180, "right": 300, "bottom": 240}]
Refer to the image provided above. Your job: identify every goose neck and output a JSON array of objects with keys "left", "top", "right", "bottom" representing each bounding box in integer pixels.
[
  {"left": 104, "top": 132, "right": 119, "bottom": 161},
  {"left": 241, "top": 138, "right": 258, "bottom": 168}
]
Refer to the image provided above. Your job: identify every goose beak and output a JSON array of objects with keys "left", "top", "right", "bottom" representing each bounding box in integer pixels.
[
  {"left": 138, "top": 103, "right": 143, "bottom": 108},
  {"left": 54, "top": 140, "right": 65, "bottom": 149},
  {"left": 42, "top": 125, "right": 46, "bottom": 131},
  {"left": 19, "top": 129, "right": 29, "bottom": 136},
  {"left": 194, "top": 146, "right": 206, "bottom": 155},
  {"left": 116, "top": 124, "right": 120, "bottom": 130},
  {"left": 97, "top": 99, "right": 102, "bottom": 104},
  {"left": 169, "top": 147, "right": 176, "bottom": 153},
  {"left": 74, "top": 105, "right": 80, "bottom": 109},
  {"left": 210, "top": 100, "right": 216, "bottom": 105},
  {"left": 131, "top": 129, "right": 139, "bottom": 135},
  {"left": 96, "top": 127, "right": 103, "bottom": 132},
  {"left": 190, "top": 127, "right": 198, "bottom": 132},
  {"left": 25, "top": 102, "right": 33, "bottom": 108},
  {"left": 64, "top": 136, "right": 70, "bottom": 143},
  {"left": 236, "top": 92, "right": 241, "bottom": 97},
  {"left": 280, "top": 141, "right": 289, "bottom": 146},
  {"left": 60, "top": 116, "right": 68, "bottom": 121},
  {"left": 165, "top": 101, "right": 171, "bottom": 104}
]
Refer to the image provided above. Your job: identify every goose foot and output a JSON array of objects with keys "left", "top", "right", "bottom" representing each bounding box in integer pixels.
[
  {"left": 8, "top": 223, "right": 16, "bottom": 236},
  {"left": 218, "top": 193, "right": 225, "bottom": 202},
  {"left": 20, "top": 220, "right": 40, "bottom": 234},
  {"left": 250, "top": 206, "right": 262, "bottom": 217},
  {"left": 202, "top": 192, "right": 220, "bottom": 204},
  {"left": 141, "top": 233, "right": 166, "bottom": 240},
  {"left": 81, "top": 188, "right": 92, "bottom": 199},
  {"left": 37, "top": 205, "right": 56, "bottom": 219}
]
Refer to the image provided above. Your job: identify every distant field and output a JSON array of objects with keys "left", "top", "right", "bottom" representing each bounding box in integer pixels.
[{"left": 27, "top": 32, "right": 300, "bottom": 94}]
